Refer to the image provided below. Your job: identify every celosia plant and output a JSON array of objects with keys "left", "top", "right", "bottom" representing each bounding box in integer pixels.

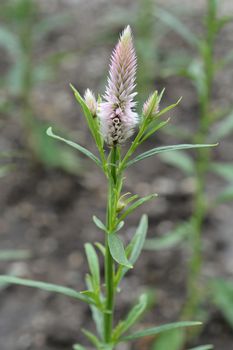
[{"left": 0, "top": 26, "right": 215, "bottom": 350}]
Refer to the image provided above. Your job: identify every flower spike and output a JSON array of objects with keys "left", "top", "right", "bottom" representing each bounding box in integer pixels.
[{"left": 99, "top": 25, "right": 139, "bottom": 146}]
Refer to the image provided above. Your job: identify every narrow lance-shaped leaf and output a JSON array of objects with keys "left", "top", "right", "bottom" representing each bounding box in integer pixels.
[
  {"left": 209, "top": 110, "right": 233, "bottom": 141},
  {"left": 73, "top": 344, "right": 87, "bottom": 350},
  {"left": 126, "top": 144, "right": 217, "bottom": 168},
  {"left": 81, "top": 328, "right": 102, "bottom": 348},
  {"left": 84, "top": 243, "right": 100, "bottom": 289},
  {"left": 115, "top": 215, "right": 148, "bottom": 285},
  {"left": 188, "top": 345, "right": 213, "bottom": 350},
  {"left": 0, "top": 275, "right": 93, "bottom": 304},
  {"left": 108, "top": 233, "right": 132, "bottom": 268},
  {"left": 215, "top": 186, "right": 233, "bottom": 204},
  {"left": 85, "top": 275, "right": 103, "bottom": 339},
  {"left": 144, "top": 222, "right": 191, "bottom": 251},
  {"left": 94, "top": 242, "right": 106, "bottom": 256},
  {"left": 112, "top": 293, "right": 148, "bottom": 340},
  {"left": 211, "top": 279, "right": 233, "bottom": 328},
  {"left": 46, "top": 127, "right": 102, "bottom": 168},
  {"left": 155, "top": 97, "right": 182, "bottom": 119},
  {"left": 118, "top": 194, "right": 157, "bottom": 222},
  {"left": 93, "top": 215, "right": 107, "bottom": 232},
  {"left": 0, "top": 249, "right": 31, "bottom": 261},
  {"left": 128, "top": 214, "right": 148, "bottom": 265},
  {"left": 153, "top": 329, "right": 185, "bottom": 350},
  {"left": 120, "top": 321, "right": 202, "bottom": 341},
  {"left": 140, "top": 118, "right": 170, "bottom": 143},
  {"left": 210, "top": 162, "right": 233, "bottom": 182}
]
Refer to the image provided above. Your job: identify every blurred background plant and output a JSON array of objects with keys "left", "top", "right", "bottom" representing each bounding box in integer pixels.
[
  {"left": 0, "top": 0, "right": 80, "bottom": 172},
  {"left": 143, "top": 0, "right": 233, "bottom": 348}
]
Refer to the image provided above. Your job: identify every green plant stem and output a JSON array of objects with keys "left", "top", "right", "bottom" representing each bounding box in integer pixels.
[
  {"left": 182, "top": 0, "right": 216, "bottom": 320},
  {"left": 104, "top": 146, "right": 118, "bottom": 343}
]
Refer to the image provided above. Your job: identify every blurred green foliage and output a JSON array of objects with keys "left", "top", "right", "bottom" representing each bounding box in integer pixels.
[
  {"left": 0, "top": 0, "right": 80, "bottom": 172},
  {"left": 141, "top": 0, "right": 233, "bottom": 348}
]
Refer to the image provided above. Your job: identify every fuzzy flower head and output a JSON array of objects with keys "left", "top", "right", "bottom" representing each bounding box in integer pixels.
[
  {"left": 84, "top": 89, "right": 98, "bottom": 117},
  {"left": 99, "top": 25, "right": 138, "bottom": 146}
]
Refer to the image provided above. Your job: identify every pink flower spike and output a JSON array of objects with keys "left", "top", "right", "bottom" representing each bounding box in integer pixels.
[
  {"left": 99, "top": 25, "right": 139, "bottom": 146},
  {"left": 84, "top": 89, "right": 97, "bottom": 117}
]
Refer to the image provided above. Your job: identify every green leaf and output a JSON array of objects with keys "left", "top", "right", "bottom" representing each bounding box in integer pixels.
[
  {"left": 94, "top": 242, "right": 106, "bottom": 256},
  {"left": 0, "top": 249, "right": 31, "bottom": 261},
  {"left": 0, "top": 165, "right": 14, "bottom": 178},
  {"left": 116, "top": 221, "right": 125, "bottom": 232},
  {"left": 160, "top": 150, "right": 195, "bottom": 175},
  {"left": 156, "top": 8, "right": 199, "bottom": 47},
  {"left": 128, "top": 215, "right": 148, "bottom": 265},
  {"left": 108, "top": 233, "right": 132, "bottom": 268},
  {"left": 81, "top": 328, "right": 101, "bottom": 348},
  {"left": 115, "top": 215, "right": 148, "bottom": 285},
  {"left": 0, "top": 26, "right": 21, "bottom": 57},
  {"left": 84, "top": 243, "right": 100, "bottom": 289},
  {"left": 144, "top": 222, "right": 191, "bottom": 251},
  {"left": 113, "top": 293, "right": 148, "bottom": 340},
  {"left": 119, "top": 194, "right": 157, "bottom": 222},
  {"left": 0, "top": 275, "right": 93, "bottom": 304},
  {"left": 211, "top": 279, "right": 233, "bottom": 328},
  {"left": 155, "top": 97, "right": 182, "bottom": 119},
  {"left": 120, "top": 321, "right": 202, "bottom": 341},
  {"left": 70, "top": 85, "right": 105, "bottom": 162},
  {"left": 140, "top": 118, "right": 170, "bottom": 143},
  {"left": 85, "top": 276, "right": 103, "bottom": 338},
  {"left": 210, "top": 162, "right": 233, "bottom": 183},
  {"left": 93, "top": 215, "right": 107, "bottom": 232},
  {"left": 152, "top": 329, "right": 185, "bottom": 350},
  {"left": 126, "top": 144, "right": 217, "bottom": 167},
  {"left": 188, "top": 345, "right": 213, "bottom": 350},
  {"left": 46, "top": 127, "right": 101, "bottom": 168},
  {"left": 73, "top": 344, "right": 87, "bottom": 350},
  {"left": 215, "top": 186, "right": 233, "bottom": 203},
  {"left": 210, "top": 111, "right": 233, "bottom": 141}
]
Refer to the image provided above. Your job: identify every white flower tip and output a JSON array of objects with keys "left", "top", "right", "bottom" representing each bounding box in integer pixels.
[
  {"left": 84, "top": 89, "right": 97, "bottom": 116},
  {"left": 120, "top": 25, "right": 132, "bottom": 43}
]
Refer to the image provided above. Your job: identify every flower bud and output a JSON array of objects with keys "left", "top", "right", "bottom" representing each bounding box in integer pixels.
[
  {"left": 142, "top": 91, "right": 159, "bottom": 118},
  {"left": 84, "top": 89, "right": 97, "bottom": 117}
]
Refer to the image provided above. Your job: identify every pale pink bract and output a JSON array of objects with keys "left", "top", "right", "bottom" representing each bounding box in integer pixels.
[{"left": 99, "top": 25, "right": 139, "bottom": 146}]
